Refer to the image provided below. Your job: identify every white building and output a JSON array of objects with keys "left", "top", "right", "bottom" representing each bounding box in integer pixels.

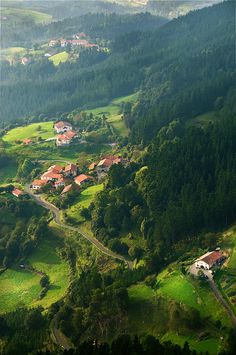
[
  {"left": 54, "top": 121, "right": 72, "bottom": 134},
  {"left": 195, "top": 251, "right": 224, "bottom": 270}
]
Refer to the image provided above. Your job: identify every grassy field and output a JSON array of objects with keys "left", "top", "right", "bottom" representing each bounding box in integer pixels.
[
  {"left": 156, "top": 268, "right": 230, "bottom": 326},
  {"left": 86, "top": 92, "right": 139, "bottom": 137},
  {"left": 3, "top": 121, "right": 54, "bottom": 145},
  {"left": 49, "top": 51, "right": 69, "bottom": 66},
  {"left": 0, "top": 162, "right": 18, "bottom": 185},
  {"left": 1, "top": 7, "right": 52, "bottom": 24},
  {"left": 0, "top": 238, "right": 69, "bottom": 313},
  {"left": 66, "top": 184, "right": 103, "bottom": 223},
  {"left": 127, "top": 279, "right": 225, "bottom": 354}
]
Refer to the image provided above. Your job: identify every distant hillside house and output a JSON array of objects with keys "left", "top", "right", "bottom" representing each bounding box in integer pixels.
[
  {"left": 64, "top": 163, "right": 77, "bottom": 177},
  {"left": 49, "top": 40, "right": 58, "bottom": 47},
  {"left": 195, "top": 251, "right": 225, "bottom": 270},
  {"left": 31, "top": 179, "right": 47, "bottom": 190},
  {"left": 74, "top": 174, "right": 93, "bottom": 186},
  {"left": 54, "top": 121, "right": 72, "bottom": 134},
  {"left": 12, "top": 188, "right": 24, "bottom": 198},
  {"left": 22, "top": 138, "right": 32, "bottom": 145},
  {"left": 56, "top": 131, "right": 77, "bottom": 146},
  {"left": 60, "top": 38, "right": 98, "bottom": 48},
  {"left": 21, "top": 57, "right": 31, "bottom": 65}
]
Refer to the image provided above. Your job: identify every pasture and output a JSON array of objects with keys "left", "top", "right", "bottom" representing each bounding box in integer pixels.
[
  {"left": 66, "top": 184, "right": 103, "bottom": 223},
  {"left": 1, "top": 7, "right": 52, "bottom": 24},
  {"left": 86, "top": 92, "right": 139, "bottom": 137},
  {"left": 0, "top": 162, "right": 18, "bottom": 185},
  {"left": 49, "top": 51, "right": 69, "bottom": 66},
  {"left": 3, "top": 121, "right": 54, "bottom": 145},
  {"left": 0, "top": 238, "right": 69, "bottom": 313}
]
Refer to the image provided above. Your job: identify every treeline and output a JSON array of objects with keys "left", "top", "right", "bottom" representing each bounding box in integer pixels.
[
  {"left": 89, "top": 93, "right": 236, "bottom": 268},
  {"left": 1, "top": 1, "right": 234, "bottom": 127}
]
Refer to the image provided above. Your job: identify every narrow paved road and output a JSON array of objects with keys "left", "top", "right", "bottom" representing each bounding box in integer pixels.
[
  {"left": 25, "top": 186, "right": 133, "bottom": 269},
  {"left": 208, "top": 280, "right": 236, "bottom": 328}
]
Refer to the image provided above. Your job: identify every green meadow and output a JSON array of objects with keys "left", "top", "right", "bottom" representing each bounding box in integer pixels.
[
  {"left": 0, "top": 238, "right": 69, "bottom": 313},
  {"left": 1, "top": 7, "right": 52, "bottom": 24},
  {"left": 66, "top": 184, "right": 103, "bottom": 223},
  {"left": 0, "top": 162, "right": 18, "bottom": 185},
  {"left": 86, "top": 92, "right": 139, "bottom": 137},
  {"left": 3, "top": 121, "right": 54, "bottom": 144},
  {"left": 49, "top": 51, "right": 69, "bottom": 66}
]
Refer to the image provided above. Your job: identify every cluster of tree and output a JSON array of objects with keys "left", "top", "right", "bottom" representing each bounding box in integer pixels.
[
  {"left": 90, "top": 93, "right": 236, "bottom": 269},
  {"left": 1, "top": 1, "right": 233, "bottom": 128},
  {"left": 53, "top": 268, "right": 128, "bottom": 343},
  {"left": 0, "top": 307, "right": 48, "bottom": 355},
  {"left": 0, "top": 195, "right": 48, "bottom": 267}
]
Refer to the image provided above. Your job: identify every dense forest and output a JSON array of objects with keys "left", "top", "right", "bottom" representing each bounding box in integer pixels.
[
  {"left": 89, "top": 90, "right": 236, "bottom": 266},
  {"left": 0, "top": 1, "right": 234, "bottom": 127}
]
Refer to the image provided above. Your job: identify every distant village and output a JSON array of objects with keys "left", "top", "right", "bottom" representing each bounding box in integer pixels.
[{"left": 21, "top": 32, "right": 100, "bottom": 66}]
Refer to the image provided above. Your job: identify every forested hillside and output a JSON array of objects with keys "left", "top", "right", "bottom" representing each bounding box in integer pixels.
[{"left": 0, "top": 1, "right": 233, "bottom": 128}]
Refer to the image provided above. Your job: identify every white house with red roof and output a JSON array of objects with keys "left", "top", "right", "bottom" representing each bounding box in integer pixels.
[
  {"left": 56, "top": 131, "right": 77, "bottom": 146},
  {"left": 54, "top": 178, "right": 66, "bottom": 189},
  {"left": 61, "top": 184, "right": 73, "bottom": 195},
  {"left": 41, "top": 171, "right": 63, "bottom": 181},
  {"left": 195, "top": 251, "right": 225, "bottom": 270},
  {"left": 54, "top": 121, "right": 72, "bottom": 134},
  {"left": 96, "top": 155, "right": 125, "bottom": 173},
  {"left": 31, "top": 179, "right": 47, "bottom": 190},
  {"left": 74, "top": 174, "right": 93, "bottom": 186},
  {"left": 12, "top": 188, "right": 25, "bottom": 198}
]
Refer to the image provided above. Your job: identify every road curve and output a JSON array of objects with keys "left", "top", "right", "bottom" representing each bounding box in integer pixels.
[{"left": 25, "top": 186, "right": 133, "bottom": 269}]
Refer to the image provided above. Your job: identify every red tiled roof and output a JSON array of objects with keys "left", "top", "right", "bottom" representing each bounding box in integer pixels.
[
  {"left": 54, "top": 121, "right": 72, "bottom": 129},
  {"left": 65, "top": 130, "right": 77, "bottom": 139},
  {"left": 12, "top": 188, "right": 24, "bottom": 197},
  {"left": 32, "top": 179, "right": 47, "bottom": 186},
  {"left": 97, "top": 158, "right": 113, "bottom": 168},
  {"left": 200, "top": 251, "right": 223, "bottom": 267},
  {"left": 48, "top": 165, "right": 64, "bottom": 173},
  {"left": 41, "top": 172, "right": 63, "bottom": 180},
  {"left": 74, "top": 174, "right": 93, "bottom": 184},
  {"left": 23, "top": 138, "right": 32, "bottom": 144}
]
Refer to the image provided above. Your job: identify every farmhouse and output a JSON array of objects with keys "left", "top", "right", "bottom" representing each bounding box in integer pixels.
[
  {"left": 56, "top": 131, "right": 77, "bottom": 146},
  {"left": 31, "top": 179, "right": 47, "bottom": 190},
  {"left": 12, "top": 188, "right": 24, "bottom": 198},
  {"left": 48, "top": 165, "right": 64, "bottom": 174},
  {"left": 49, "top": 40, "right": 58, "bottom": 47},
  {"left": 74, "top": 174, "right": 93, "bottom": 186},
  {"left": 21, "top": 57, "right": 31, "bottom": 65},
  {"left": 41, "top": 172, "right": 63, "bottom": 181},
  {"left": 96, "top": 155, "right": 125, "bottom": 173},
  {"left": 54, "top": 121, "right": 72, "bottom": 134},
  {"left": 64, "top": 163, "right": 77, "bottom": 177},
  {"left": 195, "top": 251, "right": 225, "bottom": 270}
]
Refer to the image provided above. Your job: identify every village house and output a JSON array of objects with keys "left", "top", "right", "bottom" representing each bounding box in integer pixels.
[
  {"left": 74, "top": 174, "right": 93, "bottom": 186},
  {"left": 31, "top": 179, "right": 47, "bottom": 190},
  {"left": 12, "top": 188, "right": 25, "bottom": 198},
  {"left": 64, "top": 163, "right": 77, "bottom": 177},
  {"left": 195, "top": 251, "right": 225, "bottom": 270},
  {"left": 61, "top": 184, "right": 73, "bottom": 195},
  {"left": 96, "top": 155, "right": 125, "bottom": 173},
  {"left": 49, "top": 40, "right": 58, "bottom": 47},
  {"left": 56, "top": 131, "right": 77, "bottom": 147},
  {"left": 54, "top": 121, "right": 72, "bottom": 134},
  {"left": 54, "top": 178, "right": 66, "bottom": 189},
  {"left": 41, "top": 171, "right": 63, "bottom": 181},
  {"left": 48, "top": 165, "right": 64, "bottom": 174}
]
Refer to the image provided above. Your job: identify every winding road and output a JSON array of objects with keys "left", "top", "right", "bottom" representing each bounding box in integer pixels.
[{"left": 25, "top": 186, "right": 133, "bottom": 269}]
